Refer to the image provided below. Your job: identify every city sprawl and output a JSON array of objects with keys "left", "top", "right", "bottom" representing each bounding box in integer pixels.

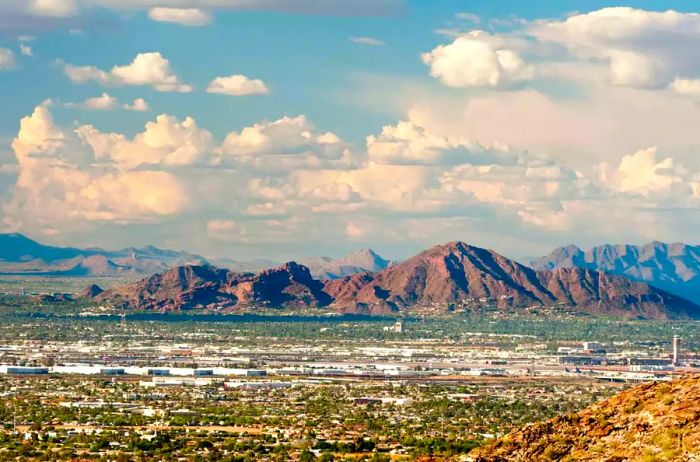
[{"left": 0, "top": 288, "right": 696, "bottom": 461}]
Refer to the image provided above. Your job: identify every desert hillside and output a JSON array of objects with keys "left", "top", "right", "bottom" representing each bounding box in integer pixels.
[{"left": 469, "top": 375, "right": 700, "bottom": 462}]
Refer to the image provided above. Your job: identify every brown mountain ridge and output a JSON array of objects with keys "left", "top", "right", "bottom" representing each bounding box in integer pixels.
[{"left": 86, "top": 241, "right": 700, "bottom": 319}]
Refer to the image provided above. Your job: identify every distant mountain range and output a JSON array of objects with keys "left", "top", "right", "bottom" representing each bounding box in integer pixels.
[
  {"left": 87, "top": 241, "right": 700, "bottom": 320},
  {"left": 0, "top": 233, "right": 389, "bottom": 279},
  {"left": 531, "top": 241, "right": 700, "bottom": 304},
  {"left": 5, "top": 233, "right": 700, "bottom": 318},
  {"left": 0, "top": 233, "right": 207, "bottom": 276}
]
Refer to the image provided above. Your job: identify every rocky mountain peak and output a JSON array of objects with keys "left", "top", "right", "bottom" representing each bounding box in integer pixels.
[{"left": 346, "top": 248, "right": 384, "bottom": 261}]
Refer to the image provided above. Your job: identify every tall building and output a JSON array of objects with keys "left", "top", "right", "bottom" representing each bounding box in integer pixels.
[
  {"left": 382, "top": 320, "right": 405, "bottom": 333},
  {"left": 673, "top": 336, "right": 682, "bottom": 366}
]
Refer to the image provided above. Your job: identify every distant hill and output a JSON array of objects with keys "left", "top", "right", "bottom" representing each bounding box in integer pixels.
[
  {"left": 532, "top": 241, "right": 700, "bottom": 304},
  {"left": 300, "top": 249, "right": 391, "bottom": 279},
  {"left": 93, "top": 262, "right": 331, "bottom": 311},
  {"left": 470, "top": 374, "right": 700, "bottom": 461},
  {"left": 0, "top": 233, "right": 208, "bottom": 276},
  {"left": 83, "top": 241, "right": 700, "bottom": 319}
]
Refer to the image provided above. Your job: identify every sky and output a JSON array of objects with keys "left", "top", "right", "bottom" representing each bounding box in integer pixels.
[{"left": 1, "top": 0, "right": 700, "bottom": 262}]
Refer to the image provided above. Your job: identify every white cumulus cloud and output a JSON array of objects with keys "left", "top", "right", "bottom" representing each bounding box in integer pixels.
[
  {"left": 529, "top": 7, "right": 700, "bottom": 89},
  {"left": 219, "top": 115, "right": 350, "bottom": 171},
  {"left": 123, "top": 98, "right": 149, "bottom": 111},
  {"left": 147, "top": 7, "right": 211, "bottom": 26},
  {"left": 64, "top": 93, "right": 150, "bottom": 111},
  {"left": 77, "top": 113, "right": 213, "bottom": 168},
  {"left": 63, "top": 52, "right": 192, "bottom": 93},
  {"left": 422, "top": 31, "right": 533, "bottom": 88},
  {"left": 206, "top": 74, "right": 269, "bottom": 96},
  {"left": 5, "top": 104, "right": 190, "bottom": 230},
  {"left": 65, "top": 92, "right": 119, "bottom": 110},
  {"left": 615, "top": 147, "right": 682, "bottom": 196}
]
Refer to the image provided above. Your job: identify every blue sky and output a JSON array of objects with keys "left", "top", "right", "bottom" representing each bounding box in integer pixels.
[
  {"left": 5, "top": 0, "right": 698, "bottom": 142},
  {"left": 1, "top": 1, "right": 700, "bottom": 261}
]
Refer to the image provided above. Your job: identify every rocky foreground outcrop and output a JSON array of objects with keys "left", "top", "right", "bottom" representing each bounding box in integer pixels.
[
  {"left": 469, "top": 374, "right": 700, "bottom": 462},
  {"left": 84, "top": 241, "right": 700, "bottom": 318}
]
